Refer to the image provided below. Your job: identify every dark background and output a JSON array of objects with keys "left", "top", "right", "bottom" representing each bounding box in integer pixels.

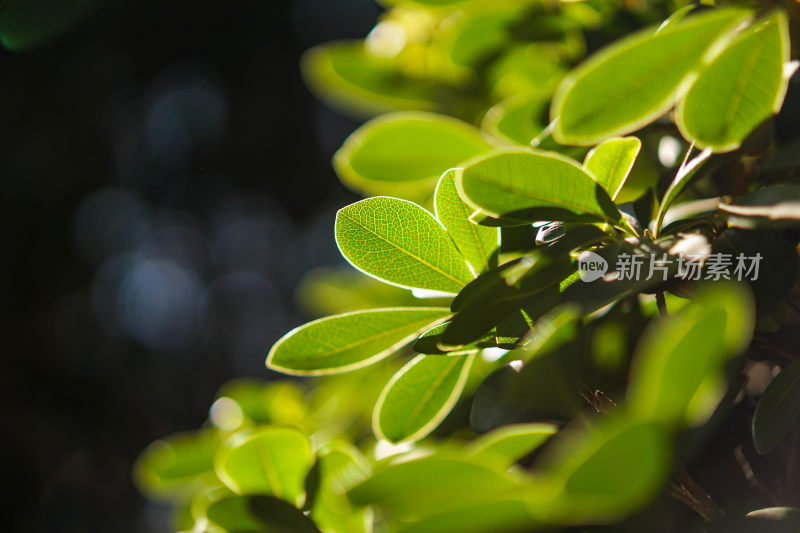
[{"left": 1, "top": 1, "right": 382, "bottom": 530}]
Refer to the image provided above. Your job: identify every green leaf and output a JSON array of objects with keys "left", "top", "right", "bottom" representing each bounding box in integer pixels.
[
  {"left": 653, "top": 147, "right": 713, "bottom": 237},
  {"left": 308, "top": 443, "right": 372, "bottom": 533},
  {"left": 435, "top": 169, "right": 499, "bottom": 273},
  {"left": 429, "top": 4, "right": 521, "bottom": 80},
  {"left": 187, "top": 484, "right": 233, "bottom": 532},
  {"left": 753, "top": 361, "right": 800, "bottom": 454},
  {"left": 657, "top": 4, "right": 697, "bottom": 33},
  {"left": 301, "top": 42, "right": 435, "bottom": 118},
  {"left": 267, "top": 307, "right": 450, "bottom": 375},
  {"left": 560, "top": 241, "right": 674, "bottom": 313},
  {"left": 550, "top": 8, "right": 750, "bottom": 145},
  {"left": 296, "top": 267, "right": 449, "bottom": 317},
  {"left": 334, "top": 112, "right": 490, "bottom": 202},
  {"left": 444, "top": 285, "right": 563, "bottom": 348},
  {"left": 214, "top": 427, "right": 314, "bottom": 506},
  {"left": 206, "top": 495, "right": 322, "bottom": 533},
  {"left": 481, "top": 94, "right": 549, "bottom": 146},
  {"left": 381, "top": 0, "right": 471, "bottom": 5},
  {"left": 451, "top": 226, "right": 606, "bottom": 317},
  {"left": 720, "top": 184, "right": 800, "bottom": 228},
  {"left": 467, "top": 423, "right": 558, "bottom": 468},
  {"left": 397, "top": 500, "right": 538, "bottom": 533},
  {"left": 443, "top": 226, "right": 607, "bottom": 347},
  {"left": 412, "top": 321, "right": 492, "bottom": 355},
  {"left": 455, "top": 150, "right": 622, "bottom": 224},
  {"left": 494, "top": 309, "right": 534, "bottom": 348},
  {"left": 712, "top": 229, "right": 798, "bottom": 318},
  {"left": 470, "top": 324, "right": 585, "bottom": 432},
  {"left": 534, "top": 418, "right": 671, "bottom": 522},
  {"left": 133, "top": 430, "right": 218, "bottom": 501},
  {"left": 216, "top": 380, "right": 309, "bottom": 426},
  {"left": 348, "top": 456, "right": 523, "bottom": 519},
  {"left": 677, "top": 12, "right": 790, "bottom": 152},
  {"left": 335, "top": 197, "right": 475, "bottom": 293},
  {"left": 583, "top": 137, "right": 641, "bottom": 201},
  {"left": 374, "top": 353, "right": 476, "bottom": 443},
  {"left": 489, "top": 43, "right": 567, "bottom": 102},
  {"left": 627, "top": 283, "right": 754, "bottom": 427}
]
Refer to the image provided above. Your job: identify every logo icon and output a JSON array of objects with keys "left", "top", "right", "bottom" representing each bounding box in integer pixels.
[{"left": 577, "top": 251, "right": 608, "bottom": 282}]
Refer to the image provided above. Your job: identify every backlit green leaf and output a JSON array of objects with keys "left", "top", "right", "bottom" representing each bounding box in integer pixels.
[
  {"left": 435, "top": 169, "right": 498, "bottom": 273},
  {"left": 381, "top": 0, "right": 470, "bottom": 5},
  {"left": 217, "top": 380, "right": 308, "bottom": 426},
  {"left": 481, "top": 94, "right": 549, "bottom": 146},
  {"left": 309, "top": 443, "right": 372, "bottom": 533},
  {"left": 535, "top": 418, "right": 671, "bottom": 522},
  {"left": 653, "top": 147, "right": 713, "bottom": 237},
  {"left": 374, "top": 353, "right": 476, "bottom": 443},
  {"left": 267, "top": 307, "right": 451, "bottom": 375},
  {"left": 348, "top": 456, "right": 523, "bottom": 519},
  {"left": 467, "top": 423, "right": 558, "bottom": 468},
  {"left": 429, "top": 4, "right": 521, "bottom": 81},
  {"left": 206, "top": 495, "right": 322, "bottom": 533},
  {"left": 397, "top": 500, "right": 537, "bottom": 533},
  {"left": 214, "top": 427, "right": 314, "bottom": 506},
  {"left": 753, "top": 361, "right": 800, "bottom": 454},
  {"left": 301, "top": 42, "right": 435, "bottom": 118},
  {"left": 583, "top": 137, "right": 641, "bottom": 201},
  {"left": 334, "top": 112, "right": 490, "bottom": 202},
  {"left": 551, "top": 8, "right": 750, "bottom": 145},
  {"left": 470, "top": 322, "right": 585, "bottom": 432},
  {"left": 296, "top": 267, "right": 449, "bottom": 317},
  {"left": 627, "top": 283, "right": 754, "bottom": 426},
  {"left": 677, "top": 13, "right": 789, "bottom": 152},
  {"left": 335, "top": 197, "right": 475, "bottom": 293},
  {"left": 455, "top": 150, "right": 622, "bottom": 224},
  {"left": 489, "top": 43, "right": 567, "bottom": 102},
  {"left": 133, "top": 430, "right": 218, "bottom": 501}
]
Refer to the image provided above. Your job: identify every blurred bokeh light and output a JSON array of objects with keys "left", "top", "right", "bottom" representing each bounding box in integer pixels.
[{"left": 2, "top": 0, "right": 378, "bottom": 531}]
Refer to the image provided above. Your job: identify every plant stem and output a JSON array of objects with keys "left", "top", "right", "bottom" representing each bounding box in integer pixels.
[
  {"left": 669, "top": 469, "right": 724, "bottom": 521},
  {"left": 653, "top": 145, "right": 713, "bottom": 238},
  {"left": 531, "top": 119, "right": 557, "bottom": 148},
  {"left": 656, "top": 291, "right": 668, "bottom": 317},
  {"left": 733, "top": 445, "right": 778, "bottom": 506}
]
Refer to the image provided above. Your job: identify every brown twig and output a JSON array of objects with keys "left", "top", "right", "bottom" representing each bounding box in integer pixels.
[
  {"left": 670, "top": 469, "right": 724, "bottom": 521},
  {"left": 753, "top": 334, "right": 799, "bottom": 363},
  {"left": 783, "top": 423, "right": 800, "bottom": 505},
  {"left": 733, "top": 445, "right": 778, "bottom": 506},
  {"left": 656, "top": 291, "right": 668, "bottom": 317}
]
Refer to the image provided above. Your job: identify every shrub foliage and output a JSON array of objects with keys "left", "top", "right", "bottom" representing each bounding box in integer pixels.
[{"left": 136, "top": 1, "right": 800, "bottom": 532}]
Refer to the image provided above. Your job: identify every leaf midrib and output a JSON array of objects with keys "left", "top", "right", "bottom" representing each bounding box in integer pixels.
[
  {"left": 720, "top": 34, "right": 770, "bottom": 137},
  {"left": 467, "top": 166, "right": 600, "bottom": 215},
  {"left": 340, "top": 210, "right": 470, "bottom": 287},
  {"left": 255, "top": 438, "right": 286, "bottom": 499},
  {"left": 297, "top": 314, "right": 446, "bottom": 363},
  {"left": 404, "top": 357, "right": 463, "bottom": 434},
  {"left": 594, "top": 146, "right": 632, "bottom": 198},
  {"left": 564, "top": 31, "right": 704, "bottom": 130},
  {"left": 454, "top": 190, "right": 492, "bottom": 271}
]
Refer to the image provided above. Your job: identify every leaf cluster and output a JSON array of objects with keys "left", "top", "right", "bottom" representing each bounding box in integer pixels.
[{"left": 137, "top": 2, "right": 800, "bottom": 532}]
